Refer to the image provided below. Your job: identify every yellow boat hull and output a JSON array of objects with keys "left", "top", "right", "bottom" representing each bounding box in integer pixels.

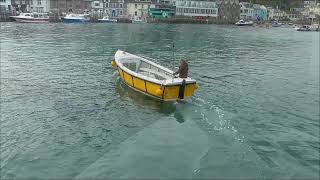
[{"left": 117, "top": 67, "right": 198, "bottom": 101}]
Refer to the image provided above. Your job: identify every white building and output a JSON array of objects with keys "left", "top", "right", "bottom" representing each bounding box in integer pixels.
[
  {"left": 175, "top": 0, "right": 218, "bottom": 17},
  {"left": 127, "top": 0, "right": 154, "bottom": 20},
  {"left": 0, "top": 0, "right": 12, "bottom": 11},
  {"left": 91, "top": 0, "right": 104, "bottom": 14},
  {"left": 266, "top": 6, "right": 274, "bottom": 20},
  {"left": 29, "top": 0, "right": 50, "bottom": 13},
  {"left": 273, "top": 8, "right": 287, "bottom": 20},
  {"left": 107, "top": 0, "right": 127, "bottom": 18},
  {"left": 239, "top": 2, "right": 254, "bottom": 20}
]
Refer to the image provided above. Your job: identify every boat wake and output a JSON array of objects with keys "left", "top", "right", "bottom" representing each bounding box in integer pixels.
[{"left": 188, "top": 95, "right": 245, "bottom": 142}]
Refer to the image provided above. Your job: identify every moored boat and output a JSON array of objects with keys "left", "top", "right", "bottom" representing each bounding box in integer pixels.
[
  {"left": 131, "top": 17, "right": 146, "bottom": 23},
  {"left": 112, "top": 50, "right": 198, "bottom": 101},
  {"left": 296, "top": 24, "right": 319, "bottom": 31},
  {"left": 235, "top": 19, "right": 254, "bottom": 26},
  {"left": 98, "top": 16, "right": 117, "bottom": 23},
  {"left": 62, "top": 13, "right": 90, "bottom": 23},
  {"left": 10, "top": 12, "right": 49, "bottom": 23},
  {"left": 272, "top": 21, "right": 282, "bottom": 27}
]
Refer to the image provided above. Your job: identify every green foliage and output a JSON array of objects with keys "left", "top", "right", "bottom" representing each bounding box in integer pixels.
[{"left": 243, "top": 0, "right": 304, "bottom": 10}]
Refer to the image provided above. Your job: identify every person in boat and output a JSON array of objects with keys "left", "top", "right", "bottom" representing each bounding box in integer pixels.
[{"left": 173, "top": 59, "right": 188, "bottom": 78}]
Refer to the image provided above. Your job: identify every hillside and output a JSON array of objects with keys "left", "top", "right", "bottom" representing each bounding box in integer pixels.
[{"left": 241, "top": 0, "right": 305, "bottom": 10}]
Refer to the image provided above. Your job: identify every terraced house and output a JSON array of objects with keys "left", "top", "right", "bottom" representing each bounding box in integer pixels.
[
  {"left": 175, "top": 0, "right": 219, "bottom": 18},
  {"left": 49, "top": 0, "right": 92, "bottom": 14},
  {"left": 29, "top": 0, "right": 50, "bottom": 12},
  {"left": 0, "top": 0, "right": 12, "bottom": 11},
  {"left": 127, "top": 0, "right": 153, "bottom": 20},
  {"left": 105, "top": 0, "right": 127, "bottom": 18},
  {"left": 11, "top": 0, "right": 31, "bottom": 12},
  {"left": 170, "top": 0, "right": 239, "bottom": 22}
]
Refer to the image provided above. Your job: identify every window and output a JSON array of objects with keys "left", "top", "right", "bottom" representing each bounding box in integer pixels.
[
  {"left": 37, "top": 7, "right": 43, "bottom": 13},
  {"left": 135, "top": 4, "right": 137, "bottom": 8},
  {"left": 120, "top": 10, "right": 122, "bottom": 15},
  {"left": 135, "top": 11, "right": 137, "bottom": 16},
  {"left": 120, "top": 3, "right": 123, "bottom": 8},
  {"left": 142, "top": 4, "right": 144, "bottom": 8},
  {"left": 95, "top": 3, "right": 99, "bottom": 7},
  {"left": 37, "top": 0, "right": 41, "bottom": 5},
  {"left": 106, "top": 3, "right": 109, "bottom": 8},
  {"left": 184, "top": 8, "right": 187, "bottom": 13}
]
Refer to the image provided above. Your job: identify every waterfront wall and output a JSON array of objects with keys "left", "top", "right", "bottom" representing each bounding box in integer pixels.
[
  {"left": 147, "top": 16, "right": 238, "bottom": 24},
  {"left": 0, "top": 11, "right": 14, "bottom": 22}
]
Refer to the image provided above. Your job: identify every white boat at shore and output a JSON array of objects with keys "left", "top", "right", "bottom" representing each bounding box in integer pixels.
[
  {"left": 131, "top": 17, "right": 146, "bottom": 23},
  {"left": 62, "top": 13, "right": 90, "bottom": 23},
  {"left": 235, "top": 19, "right": 254, "bottom": 26},
  {"left": 296, "top": 24, "right": 319, "bottom": 31},
  {"left": 98, "top": 16, "right": 117, "bottom": 23},
  {"left": 10, "top": 12, "right": 49, "bottom": 23}
]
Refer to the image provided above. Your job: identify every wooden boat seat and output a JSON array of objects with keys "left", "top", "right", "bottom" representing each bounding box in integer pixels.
[
  {"left": 140, "top": 71, "right": 156, "bottom": 79},
  {"left": 139, "top": 68, "right": 173, "bottom": 80}
]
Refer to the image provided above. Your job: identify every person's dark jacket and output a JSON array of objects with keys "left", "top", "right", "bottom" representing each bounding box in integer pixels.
[{"left": 174, "top": 60, "right": 188, "bottom": 78}]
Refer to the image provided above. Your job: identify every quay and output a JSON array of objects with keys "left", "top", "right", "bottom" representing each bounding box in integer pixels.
[{"left": 0, "top": 0, "right": 319, "bottom": 26}]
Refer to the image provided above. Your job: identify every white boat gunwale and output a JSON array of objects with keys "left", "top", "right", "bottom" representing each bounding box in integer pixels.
[{"left": 115, "top": 50, "right": 196, "bottom": 86}]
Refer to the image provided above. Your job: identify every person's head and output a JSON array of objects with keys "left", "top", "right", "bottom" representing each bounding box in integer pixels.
[{"left": 180, "top": 59, "right": 187, "bottom": 65}]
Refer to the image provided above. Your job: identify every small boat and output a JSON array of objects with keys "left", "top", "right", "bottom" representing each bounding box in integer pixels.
[
  {"left": 296, "top": 25, "right": 319, "bottom": 31},
  {"left": 62, "top": 13, "right": 90, "bottom": 23},
  {"left": 10, "top": 12, "right": 49, "bottom": 23},
  {"left": 272, "top": 21, "right": 282, "bottom": 27},
  {"left": 131, "top": 17, "right": 146, "bottom": 23},
  {"left": 112, "top": 50, "right": 198, "bottom": 101},
  {"left": 98, "top": 16, "right": 117, "bottom": 23},
  {"left": 235, "top": 19, "right": 254, "bottom": 26}
]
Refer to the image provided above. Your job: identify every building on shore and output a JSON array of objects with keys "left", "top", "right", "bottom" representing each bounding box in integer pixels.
[
  {"left": 11, "top": 0, "right": 31, "bottom": 13},
  {"left": 0, "top": 0, "right": 13, "bottom": 21},
  {"left": 148, "top": 0, "right": 174, "bottom": 19},
  {"left": 266, "top": 6, "right": 274, "bottom": 20},
  {"left": 91, "top": 0, "right": 103, "bottom": 13},
  {"left": 105, "top": 0, "right": 127, "bottom": 18},
  {"left": 287, "top": 13, "right": 300, "bottom": 21},
  {"left": 174, "top": 0, "right": 219, "bottom": 18},
  {"left": 239, "top": 2, "right": 254, "bottom": 20},
  {"left": 273, "top": 8, "right": 287, "bottom": 20},
  {"left": 127, "top": 0, "right": 153, "bottom": 20},
  {"left": 0, "top": 0, "right": 12, "bottom": 11},
  {"left": 49, "top": 0, "right": 92, "bottom": 15},
  {"left": 253, "top": 4, "right": 267, "bottom": 21},
  {"left": 29, "top": 0, "right": 50, "bottom": 13}
]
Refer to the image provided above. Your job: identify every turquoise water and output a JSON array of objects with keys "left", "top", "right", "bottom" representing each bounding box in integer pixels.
[{"left": 0, "top": 23, "right": 319, "bottom": 179}]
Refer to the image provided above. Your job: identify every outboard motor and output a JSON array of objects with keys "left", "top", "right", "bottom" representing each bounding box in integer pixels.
[{"left": 178, "top": 79, "right": 186, "bottom": 100}]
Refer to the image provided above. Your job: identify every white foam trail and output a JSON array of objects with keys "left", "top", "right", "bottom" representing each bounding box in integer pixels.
[{"left": 190, "top": 95, "right": 244, "bottom": 143}]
